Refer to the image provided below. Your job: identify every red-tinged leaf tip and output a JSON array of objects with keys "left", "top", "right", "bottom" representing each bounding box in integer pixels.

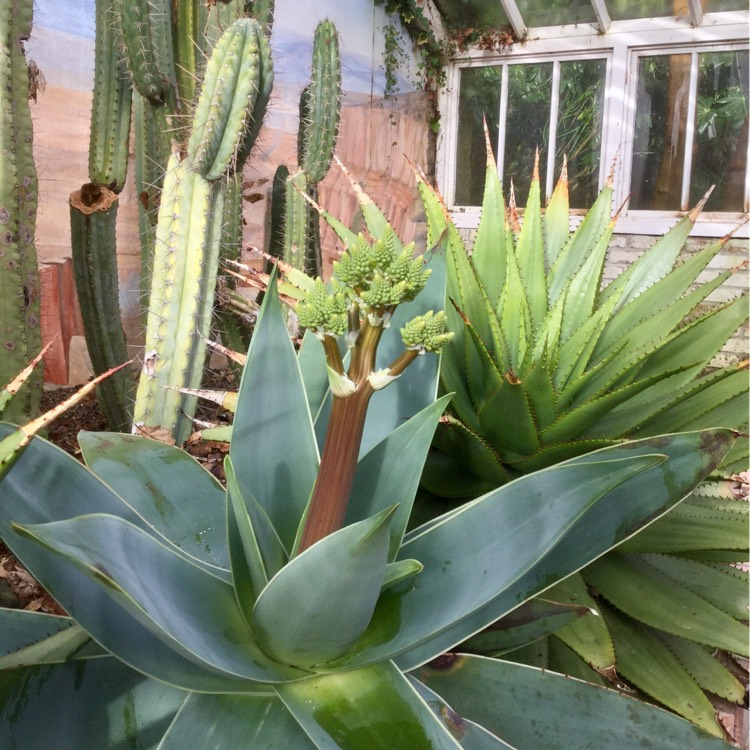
[
  {"left": 559, "top": 154, "right": 568, "bottom": 185},
  {"left": 508, "top": 181, "right": 521, "bottom": 232},
  {"left": 688, "top": 186, "right": 715, "bottom": 220},
  {"left": 334, "top": 155, "right": 373, "bottom": 207},
  {"left": 719, "top": 217, "right": 748, "bottom": 245},
  {"left": 4, "top": 341, "right": 53, "bottom": 396},
  {"left": 532, "top": 148, "right": 540, "bottom": 183},
  {"left": 483, "top": 116, "right": 496, "bottom": 166},
  {"left": 197, "top": 332, "right": 247, "bottom": 366},
  {"left": 449, "top": 297, "right": 471, "bottom": 326}
]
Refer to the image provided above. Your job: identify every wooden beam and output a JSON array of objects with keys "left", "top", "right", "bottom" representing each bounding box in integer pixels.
[
  {"left": 688, "top": 0, "right": 704, "bottom": 26},
  {"left": 591, "top": 0, "right": 612, "bottom": 32},
  {"left": 499, "top": 0, "right": 527, "bottom": 39}
]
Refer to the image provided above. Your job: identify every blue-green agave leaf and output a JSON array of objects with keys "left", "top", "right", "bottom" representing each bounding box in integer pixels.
[
  {"left": 13, "top": 513, "right": 305, "bottom": 685},
  {"left": 346, "top": 395, "right": 452, "bottom": 559},
  {"left": 230, "top": 269, "right": 319, "bottom": 553},
  {"left": 157, "top": 693, "right": 314, "bottom": 749},
  {"left": 79, "top": 431, "right": 229, "bottom": 572},
  {"left": 397, "top": 430, "right": 734, "bottom": 669},
  {"left": 0, "top": 658, "right": 186, "bottom": 749},
  {"left": 326, "top": 454, "right": 662, "bottom": 669},
  {"left": 251, "top": 508, "right": 395, "bottom": 667},
  {"left": 276, "top": 660, "right": 464, "bottom": 749},
  {"left": 416, "top": 654, "right": 731, "bottom": 748}
]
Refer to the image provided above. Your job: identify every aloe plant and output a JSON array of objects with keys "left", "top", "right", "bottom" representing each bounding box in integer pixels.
[
  {"left": 0, "top": 0, "right": 43, "bottom": 424},
  {"left": 415, "top": 143, "right": 749, "bottom": 734},
  {"left": 0, "top": 182, "right": 738, "bottom": 747}
]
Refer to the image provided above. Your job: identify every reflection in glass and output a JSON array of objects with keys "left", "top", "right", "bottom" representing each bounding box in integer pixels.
[
  {"left": 432, "top": 0, "right": 508, "bottom": 29},
  {"left": 455, "top": 67, "right": 502, "bottom": 206},
  {"left": 557, "top": 59, "right": 606, "bottom": 207},
  {"left": 690, "top": 50, "right": 748, "bottom": 212},
  {"left": 608, "top": 0, "right": 684, "bottom": 21},
  {"left": 504, "top": 63, "right": 553, "bottom": 202},
  {"left": 630, "top": 54, "right": 691, "bottom": 210},
  {"left": 517, "top": 0, "right": 596, "bottom": 28}
]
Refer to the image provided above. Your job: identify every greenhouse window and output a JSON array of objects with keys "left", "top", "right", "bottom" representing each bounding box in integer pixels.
[{"left": 437, "top": 7, "right": 749, "bottom": 237}]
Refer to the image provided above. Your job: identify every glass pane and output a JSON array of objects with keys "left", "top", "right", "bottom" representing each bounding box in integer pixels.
[
  {"left": 705, "top": 0, "right": 748, "bottom": 10},
  {"left": 455, "top": 66, "right": 502, "bottom": 206},
  {"left": 504, "top": 63, "right": 553, "bottom": 203},
  {"left": 630, "top": 54, "right": 691, "bottom": 210},
  {"left": 690, "top": 50, "right": 748, "bottom": 212},
  {"left": 556, "top": 59, "right": 607, "bottom": 208},
  {"left": 517, "top": 0, "right": 596, "bottom": 27},
  {"left": 608, "top": 0, "right": 686, "bottom": 21},
  {"left": 432, "top": 0, "right": 508, "bottom": 30}
]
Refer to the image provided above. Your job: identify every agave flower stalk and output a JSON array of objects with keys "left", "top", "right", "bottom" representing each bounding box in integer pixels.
[{"left": 296, "top": 228, "right": 452, "bottom": 551}]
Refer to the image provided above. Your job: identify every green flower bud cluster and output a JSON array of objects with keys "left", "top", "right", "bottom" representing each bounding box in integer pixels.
[
  {"left": 295, "top": 277, "right": 348, "bottom": 336},
  {"left": 333, "top": 227, "right": 430, "bottom": 309},
  {"left": 401, "top": 311, "right": 453, "bottom": 354}
]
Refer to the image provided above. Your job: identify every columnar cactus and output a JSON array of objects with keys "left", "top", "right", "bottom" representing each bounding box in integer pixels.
[
  {"left": 133, "top": 17, "right": 273, "bottom": 444},
  {"left": 270, "top": 20, "right": 342, "bottom": 278},
  {"left": 0, "top": 0, "right": 42, "bottom": 424},
  {"left": 70, "top": 0, "right": 134, "bottom": 431}
]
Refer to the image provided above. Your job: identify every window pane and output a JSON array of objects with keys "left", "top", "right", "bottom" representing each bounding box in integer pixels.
[
  {"left": 455, "top": 66, "right": 501, "bottom": 206},
  {"left": 630, "top": 54, "right": 691, "bottom": 210},
  {"left": 517, "top": 0, "right": 596, "bottom": 27},
  {"left": 608, "top": 0, "right": 684, "bottom": 21},
  {"left": 690, "top": 50, "right": 748, "bottom": 212},
  {"left": 504, "top": 63, "right": 553, "bottom": 202},
  {"left": 556, "top": 59, "right": 606, "bottom": 208},
  {"left": 432, "top": 0, "right": 508, "bottom": 29}
]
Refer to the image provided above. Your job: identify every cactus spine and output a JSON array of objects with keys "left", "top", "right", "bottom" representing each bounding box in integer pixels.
[
  {"left": 134, "top": 17, "right": 273, "bottom": 444},
  {"left": 270, "top": 20, "right": 341, "bottom": 278},
  {"left": 0, "top": 0, "right": 42, "bottom": 424}
]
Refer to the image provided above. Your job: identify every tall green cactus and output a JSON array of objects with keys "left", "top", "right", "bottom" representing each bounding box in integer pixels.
[
  {"left": 270, "top": 20, "right": 341, "bottom": 278},
  {"left": 0, "top": 0, "right": 42, "bottom": 424},
  {"left": 133, "top": 17, "right": 273, "bottom": 444},
  {"left": 70, "top": 0, "right": 134, "bottom": 431}
]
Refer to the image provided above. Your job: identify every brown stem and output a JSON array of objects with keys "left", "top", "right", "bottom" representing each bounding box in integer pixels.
[{"left": 297, "top": 384, "right": 374, "bottom": 552}]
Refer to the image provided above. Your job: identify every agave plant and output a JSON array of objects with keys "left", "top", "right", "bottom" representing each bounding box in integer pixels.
[
  {"left": 0, "top": 181, "right": 739, "bottom": 747},
  {"left": 415, "top": 142, "right": 749, "bottom": 735}
]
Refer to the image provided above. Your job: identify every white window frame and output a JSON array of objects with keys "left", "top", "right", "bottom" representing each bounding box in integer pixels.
[{"left": 436, "top": 10, "right": 750, "bottom": 238}]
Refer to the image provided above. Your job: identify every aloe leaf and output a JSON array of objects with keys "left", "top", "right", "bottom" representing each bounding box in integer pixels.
[
  {"left": 628, "top": 553, "right": 749, "bottom": 622},
  {"left": 79, "top": 431, "right": 229, "bottom": 571},
  {"left": 514, "top": 157, "right": 546, "bottom": 332},
  {"left": 416, "top": 654, "right": 731, "bottom": 749},
  {"left": 328, "top": 454, "right": 662, "bottom": 669},
  {"left": 636, "top": 367, "right": 749, "bottom": 434},
  {"left": 420, "top": 448, "right": 504, "bottom": 499},
  {"left": 471, "top": 139, "right": 507, "bottom": 308},
  {"left": 584, "top": 553, "right": 748, "bottom": 655},
  {"left": 600, "top": 604, "right": 724, "bottom": 737},
  {"left": 544, "top": 573, "right": 615, "bottom": 674},
  {"left": 593, "top": 238, "right": 726, "bottom": 359},
  {"left": 0, "top": 658, "right": 186, "bottom": 749},
  {"left": 0, "top": 609, "right": 89, "bottom": 669},
  {"left": 415, "top": 171, "right": 450, "bottom": 249},
  {"left": 432, "top": 416, "right": 510, "bottom": 488},
  {"left": 558, "top": 216, "right": 614, "bottom": 343},
  {"left": 230, "top": 269, "right": 319, "bottom": 552},
  {"left": 619, "top": 491, "right": 748, "bottom": 554},
  {"left": 599, "top": 206, "right": 706, "bottom": 314},
  {"left": 397, "top": 430, "right": 734, "bottom": 669},
  {"left": 498, "top": 234, "right": 530, "bottom": 369},
  {"left": 547, "top": 636, "right": 609, "bottom": 686},
  {"left": 542, "top": 163, "right": 569, "bottom": 269},
  {"left": 14, "top": 513, "right": 305, "bottom": 685},
  {"left": 596, "top": 366, "right": 747, "bottom": 437},
  {"left": 347, "top": 396, "right": 452, "bottom": 559},
  {"left": 276, "top": 661, "right": 464, "bottom": 749},
  {"left": 505, "top": 438, "right": 619, "bottom": 474},
  {"left": 541, "top": 363, "right": 694, "bottom": 446},
  {"left": 547, "top": 184, "right": 613, "bottom": 305},
  {"left": 252, "top": 508, "right": 394, "bottom": 667},
  {"left": 520, "top": 356, "right": 556, "bottom": 433},
  {"left": 461, "top": 598, "right": 590, "bottom": 657},
  {"left": 658, "top": 632, "right": 746, "bottom": 703},
  {"left": 408, "top": 677, "right": 517, "bottom": 748},
  {"left": 157, "top": 693, "right": 314, "bottom": 749}
]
